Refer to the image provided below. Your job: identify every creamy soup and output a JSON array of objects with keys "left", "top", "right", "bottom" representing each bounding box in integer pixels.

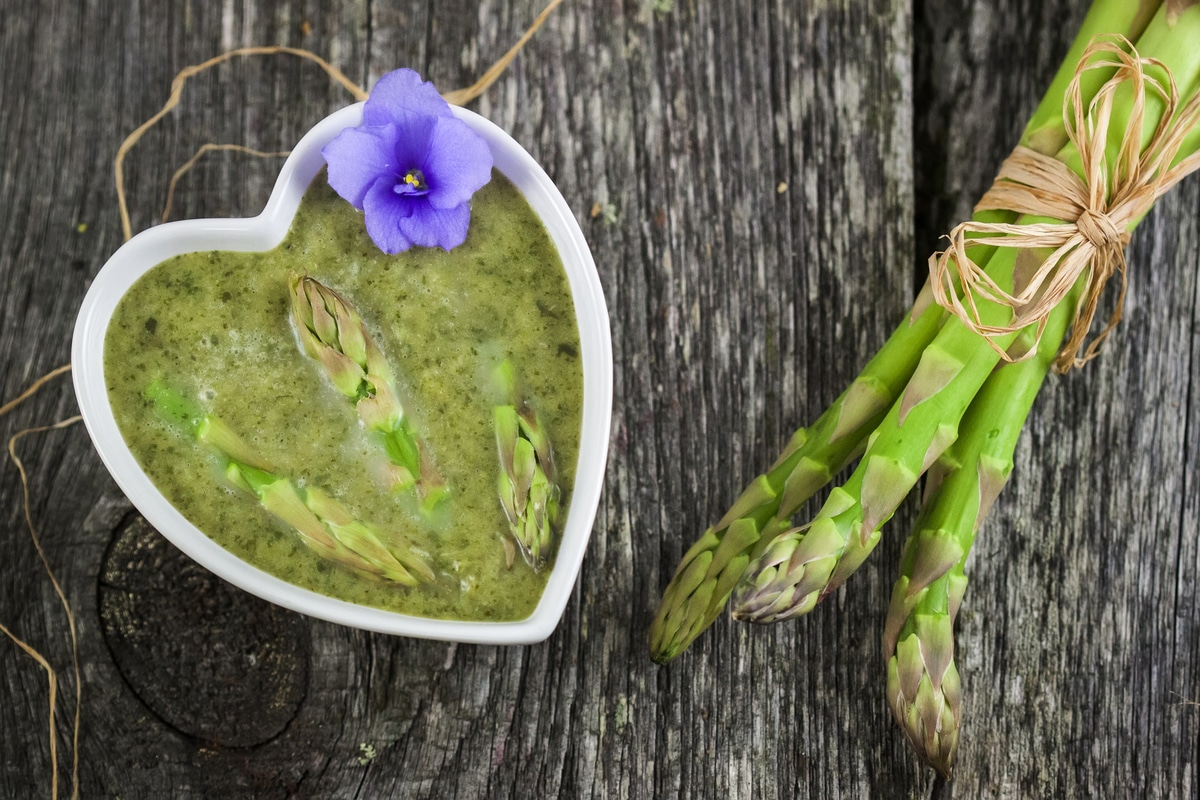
[{"left": 104, "top": 172, "right": 583, "bottom": 621}]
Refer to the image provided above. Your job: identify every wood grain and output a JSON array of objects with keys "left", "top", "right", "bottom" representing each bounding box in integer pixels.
[{"left": 0, "top": 0, "right": 1197, "bottom": 797}]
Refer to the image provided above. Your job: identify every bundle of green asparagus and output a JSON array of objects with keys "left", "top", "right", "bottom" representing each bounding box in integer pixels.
[
  {"left": 650, "top": 0, "right": 1200, "bottom": 777},
  {"left": 146, "top": 381, "right": 436, "bottom": 586}
]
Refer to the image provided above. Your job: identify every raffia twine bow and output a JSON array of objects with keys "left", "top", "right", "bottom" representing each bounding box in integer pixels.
[{"left": 929, "top": 35, "right": 1200, "bottom": 373}]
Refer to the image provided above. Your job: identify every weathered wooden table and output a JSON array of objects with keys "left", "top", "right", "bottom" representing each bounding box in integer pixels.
[{"left": 2, "top": 1, "right": 1198, "bottom": 797}]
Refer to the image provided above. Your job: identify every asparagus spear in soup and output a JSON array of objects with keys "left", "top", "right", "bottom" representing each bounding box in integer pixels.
[
  {"left": 289, "top": 273, "right": 448, "bottom": 510},
  {"left": 146, "top": 381, "right": 436, "bottom": 586},
  {"left": 493, "top": 360, "right": 561, "bottom": 571}
]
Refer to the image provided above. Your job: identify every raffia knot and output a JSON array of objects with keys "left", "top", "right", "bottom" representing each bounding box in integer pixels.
[
  {"left": 928, "top": 35, "right": 1200, "bottom": 373},
  {"left": 1075, "top": 208, "right": 1128, "bottom": 251}
]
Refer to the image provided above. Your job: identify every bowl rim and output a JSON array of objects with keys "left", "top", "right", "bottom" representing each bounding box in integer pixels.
[{"left": 72, "top": 103, "right": 612, "bottom": 644}]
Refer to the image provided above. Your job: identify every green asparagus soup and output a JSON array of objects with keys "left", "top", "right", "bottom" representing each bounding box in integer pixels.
[{"left": 104, "top": 171, "right": 583, "bottom": 621}]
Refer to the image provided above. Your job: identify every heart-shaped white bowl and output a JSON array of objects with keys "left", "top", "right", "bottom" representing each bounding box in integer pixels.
[{"left": 73, "top": 103, "right": 612, "bottom": 644}]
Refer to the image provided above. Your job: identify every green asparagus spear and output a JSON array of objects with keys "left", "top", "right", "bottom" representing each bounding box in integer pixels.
[
  {"left": 289, "top": 273, "right": 448, "bottom": 509},
  {"left": 146, "top": 381, "right": 435, "bottom": 586},
  {"left": 648, "top": 0, "right": 1162, "bottom": 663},
  {"left": 493, "top": 360, "right": 561, "bottom": 570},
  {"left": 732, "top": 5, "right": 1200, "bottom": 624},
  {"left": 883, "top": 290, "right": 1075, "bottom": 779}
]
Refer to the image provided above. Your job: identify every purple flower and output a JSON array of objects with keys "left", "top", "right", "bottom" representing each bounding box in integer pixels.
[{"left": 322, "top": 69, "right": 493, "bottom": 254}]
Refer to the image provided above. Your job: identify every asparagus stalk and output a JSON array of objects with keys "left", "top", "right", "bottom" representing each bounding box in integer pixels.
[
  {"left": 146, "top": 381, "right": 436, "bottom": 586},
  {"left": 288, "top": 273, "right": 449, "bottom": 509},
  {"left": 883, "top": 289, "right": 1075, "bottom": 779},
  {"left": 732, "top": 5, "right": 1200, "bottom": 624},
  {"left": 493, "top": 360, "right": 561, "bottom": 570},
  {"left": 647, "top": 0, "right": 1161, "bottom": 663}
]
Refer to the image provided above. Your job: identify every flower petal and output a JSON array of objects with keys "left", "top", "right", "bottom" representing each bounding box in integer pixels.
[
  {"left": 422, "top": 116, "right": 494, "bottom": 209},
  {"left": 322, "top": 126, "right": 399, "bottom": 209},
  {"left": 397, "top": 201, "right": 471, "bottom": 250},
  {"left": 388, "top": 114, "right": 437, "bottom": 175},
  {"left": 363, "top": 69, "right": 452, "bottom": 125},
  {"left": 362, "top": 177, "right": 417, "bottom": 254}
]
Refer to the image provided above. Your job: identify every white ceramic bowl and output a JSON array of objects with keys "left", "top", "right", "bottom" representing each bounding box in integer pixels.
[{"left": 73, "top": 104, "right": 612, "bottom": 644}]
